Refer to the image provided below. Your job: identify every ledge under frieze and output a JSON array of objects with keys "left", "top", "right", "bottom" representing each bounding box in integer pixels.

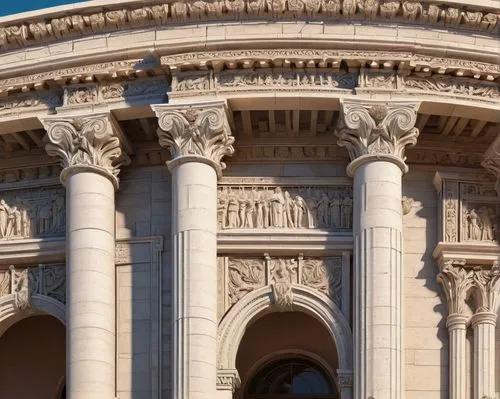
[{"left": 0, "top": 0, "right": 498, "bottom": 53}]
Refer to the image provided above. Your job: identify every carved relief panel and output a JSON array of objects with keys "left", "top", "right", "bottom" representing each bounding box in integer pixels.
[
  {"left": 217, "top": 183, "right": 352, "bottom": 231},
  {"left": 0, "top": 264, "right": 66, "bottom": 309},
  {"left": 434, "top": 173, "right": 498, "bottom": 244},
  {"left": 218, "top": 254, "right": 346, "bottom": 319},
  {"left": 0, "top": 186, "right": 65, "bottom": 240}
]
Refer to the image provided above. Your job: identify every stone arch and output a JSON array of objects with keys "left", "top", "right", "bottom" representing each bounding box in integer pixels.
[
  {"left": 0, "top": 293, "right": 66, "bottom": 337},
  {"left": 217, "top": 284, "right": 353, "bottom": 373}
]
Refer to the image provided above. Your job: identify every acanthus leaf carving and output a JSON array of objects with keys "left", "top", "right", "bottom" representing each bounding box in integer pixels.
[
  {"left": 335, "top": 101, "right": 420, "bottom": 170},
  {"left": 301, "top": 257, "right": 342, "bottom": 307},
  {"left": 228, "top": 258, "right": 265, "bottom": 305},
  {"left": 437, "top": 259, "right": 474, "bottom": 316},
  {"left": 472, "top": 263, "right": 500, "bottom": 313},
  {"left": 1, "top": 264, "right": 66, "bottom": 308},
  {"left": 41, "top": 113, "right": 131, "bottom": 188},
  {"left": 153, "top": 103, "right": 235, "bottom": 175}
]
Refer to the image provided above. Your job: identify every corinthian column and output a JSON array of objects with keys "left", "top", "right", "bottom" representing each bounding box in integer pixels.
[
  {"left": 471, "top": 265, "right": 500, "bottom": 399},
  {"left": 40, "top": 113, "right": 130, "bottom": 399},
  {"left": 437, "top": 259, "right": 474, "bottom": 399},
  {"left": 152, "top": 101, "right": 234, "bottom": 399},
  {"left": 336, "top": 100, "right": 420, "bottom": 399}
]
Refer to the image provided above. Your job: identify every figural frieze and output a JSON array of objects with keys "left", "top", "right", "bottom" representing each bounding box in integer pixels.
[
  {"left": 41, "top": 113, "right": 131, "bottom": 188},
  {"left": 221, "top": 255, "right": 343, "bottom": 313},
  {"left": 436, "top": 176, "right": 499, "bottom": 245},
  {"left": 0, "top": 186, "right": 65, "bottom": 240},
  {"left": 153, "top": 103, "right": 235, "bottom": 175},
  {"left": 0, "top": 264, "right": 66, "bottom": 310},
  {"left": 335, "top": 101, "right": 420, "bottom": 173},
  {"left": 217, "top": 185, "right": 352, "bottom": 230}
]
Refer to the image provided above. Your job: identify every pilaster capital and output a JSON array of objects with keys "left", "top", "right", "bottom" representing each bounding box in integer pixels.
[
  {"left": 216, "top": 369, "right": 241, "bottom": 392},
  {"left": 40, "top": 113, "right": 131, "bottom": 189},
  {"left": 471, "top": 262, "right": 500, "bottom": 313},
  {"left": 335, "top": 100, "right": 420, "bottom": 176},
  {"left": 152, "top": 101, "right": 235, "bottom": 178},
  {"left": 437, "top": 259, "right": 474, "bottom": 316}
]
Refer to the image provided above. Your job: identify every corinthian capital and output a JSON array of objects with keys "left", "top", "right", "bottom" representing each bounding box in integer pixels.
[
  {"left": 152, "top": 101, "right": 235, "bottom": 178},
  {"left": 437, "top": 259, "right": 474, "bottom": 316},
  {"left": 40, "top": 113, "right": 131, "bottom": 189},
  {"left": 335, "top": 101, "right": 420, "bottom": 175},
  {"left": 472, "top": 263, "right": 500, "bottom": 313}
]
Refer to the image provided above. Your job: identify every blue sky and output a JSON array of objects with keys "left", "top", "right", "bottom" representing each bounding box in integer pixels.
[{"left": 0, "top": 0, "right": 87, "bottom": 17}]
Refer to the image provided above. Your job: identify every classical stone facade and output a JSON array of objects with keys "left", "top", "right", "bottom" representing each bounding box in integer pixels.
[{"left": 0, "top": 1, "right": 498, "bottom": 399}]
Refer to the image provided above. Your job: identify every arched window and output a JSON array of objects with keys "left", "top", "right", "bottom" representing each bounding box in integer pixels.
[{"left": 247, "top": 357, "right": 337, "bottom": 398}]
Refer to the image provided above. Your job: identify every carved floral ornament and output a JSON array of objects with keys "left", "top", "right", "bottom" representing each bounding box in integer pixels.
[
  {"left": 223, "top": 255, "right": 343, "bottom": 312},
  {"left": 0, "top": 1, "right": 498, "bottom": 51},
  {"left": 482, "top": 149, "right": 500, "bottom": 195},
  {"left": 153, "top": 103, "right": 235, "bottom": 176},
  {"left": 0, "top": 264, "right": 66, "bottom": 311},
  {"left": 40, "top": 113, "right": 131, "bottom": 188},
  {"left": 437, "top": 259, "right": 500, "bottom": 317},
  {"left": 335, "top": 101, "right": 420, "bottom": 174}
]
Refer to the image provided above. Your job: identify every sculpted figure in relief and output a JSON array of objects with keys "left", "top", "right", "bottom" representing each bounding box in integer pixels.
[
  {"left": 271, "top": 259, "right": 297, "bottom": 309},
  {"left": 464, "top": 207, "right": 496, "bottom": 242},
  {"left": 247, "top": 0, "right": 266, "bottom": 16},
  {"left": 402, "top": 1, "right": 421, "bottom": 20},
  {"left": 321, "top": 0, "right": 341, "bottom": 17}
]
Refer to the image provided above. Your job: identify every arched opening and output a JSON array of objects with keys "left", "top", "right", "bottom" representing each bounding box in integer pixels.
[
  {"left": 235, "top": 312, "right": 340, "bottom": 398},
  {"left": 0, "top": 314, "right": 66, "bottom": 399},
  {"left": 247, "top": 357, "right": 336, "bottom": 398}
]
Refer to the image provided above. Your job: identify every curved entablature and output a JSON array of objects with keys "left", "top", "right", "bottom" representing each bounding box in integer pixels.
[{"left": 0, "top": 0, "right": 498, "bottom": 54}]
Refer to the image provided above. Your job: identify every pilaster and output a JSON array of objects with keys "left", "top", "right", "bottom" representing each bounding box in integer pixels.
[
  {"left": 40, "top": 112, "right": 130, "bottom": 399},
  {"left": 335, "top": 100, "right": 420, "bottom": 399},
  {"left": 152, "top": 101, "right": 234, "bottom": 399}
]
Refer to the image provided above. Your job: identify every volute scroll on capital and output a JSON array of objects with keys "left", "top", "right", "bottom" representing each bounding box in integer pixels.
[
  {"left": 152, "top": 102, "right": 235, "bottom": 178},
  {"left": 335, "top": 101, "right": 420, "bottom": 176},
  {"left": 40, "top": 113, "right": 131, "bottom": 189}
]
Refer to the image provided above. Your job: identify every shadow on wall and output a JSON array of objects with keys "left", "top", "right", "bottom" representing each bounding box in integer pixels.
[
  {"left": 402, "top": 170, "right": 448, "bottom": 399},
  {"left": 115, "top": 162, "right": 172, "bottom": 399}
]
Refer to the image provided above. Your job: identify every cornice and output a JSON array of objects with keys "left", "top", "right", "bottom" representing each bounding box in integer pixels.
[{"left": 0, "top": 0, "right": 498, "bottom": 53}]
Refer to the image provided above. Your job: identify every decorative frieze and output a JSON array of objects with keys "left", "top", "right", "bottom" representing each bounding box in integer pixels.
[
  {"left": 62, "top": 78, "right": 169, "bottom": 108},
  {"left": 435, "top": 175, "right": 499, "bottom": 244},
  {"left": 0, "top": 90, "right": 62, "bottom": 117},
  {"left": 0, "top": 1, "right": 498, "bottom": 52},
  {"left": 217, "top": 185, "right": 352, "bottom": 230},
  {"left": 336, "top": 101, "right": 420, "bottom": 172},
  {"left": 41, "top": 113, "right": 131, "bottom": 188},
  {"left": 0, "top": 264, "right": 66, "bottom": 310},
  {"left": 0, "top": 186, "right": 65, "bottom": 240},
  {"left": 153, "top": 102, "right": 235, "bottom": 175},
  {"left": 171, "top": 70, "right": 358, "bottom": 95},
  {"left": 220, "top": 255, "right": 343, "bottom": 314}
]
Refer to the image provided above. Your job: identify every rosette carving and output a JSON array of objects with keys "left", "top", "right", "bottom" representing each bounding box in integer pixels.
[
  {"left": 153, "top": 103, "right": 235, "bottom": 176},
  {"left": 41, "top": 113, "right": 131, "bottom": 188},
  {"left": 335, "top": 101, "right": 420, "bottom": 173}
]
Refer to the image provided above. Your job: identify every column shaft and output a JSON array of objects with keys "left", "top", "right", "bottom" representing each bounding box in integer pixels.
[
  {"left": 472, "top": 312, "right": 496, "bottom": 399},
  {"left": 447, "top": 315, "right": 468, "bottom": 399},
  {"left": 353, "top": 161, "right": 403, "bottom": 399},
  {"left": 172, "top": 161, "right": 218, "bottom": 399},
  {"left": 66, "top": 171, "right": 116, "bottom": 399}
]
